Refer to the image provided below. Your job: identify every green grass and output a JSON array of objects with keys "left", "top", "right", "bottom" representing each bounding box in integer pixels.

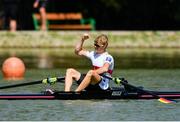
[{"left": 0, "top": 31, "right": 180, "bottom": 48}]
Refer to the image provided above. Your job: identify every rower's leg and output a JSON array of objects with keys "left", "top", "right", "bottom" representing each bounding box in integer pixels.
[
  {"left": 75, "top": 70, "right": 101, "bottom": 92},
  {"left": 65, "top": 68, "right": 81, "bottom": 92}
]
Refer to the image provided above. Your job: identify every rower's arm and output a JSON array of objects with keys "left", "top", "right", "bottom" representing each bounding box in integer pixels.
[
  {"left": 95, "top": 63, "right": 110, "bottom": 74},
  {"left": 75, "top": 34, "right": 89, "bottom": 56}
]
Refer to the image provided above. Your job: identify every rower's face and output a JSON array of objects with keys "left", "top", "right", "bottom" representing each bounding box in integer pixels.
[{"left": 94, "top": 43, "right": 106, "bottom": 53}]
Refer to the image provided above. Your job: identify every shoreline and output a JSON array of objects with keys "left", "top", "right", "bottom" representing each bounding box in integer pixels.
[{"left": 0, "top": 31, "right": 180, "bottom": 48}]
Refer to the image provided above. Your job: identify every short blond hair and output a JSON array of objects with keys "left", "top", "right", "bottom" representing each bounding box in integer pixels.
[{"left": 94, "top": 34, "right": 108, "bottom": 48}]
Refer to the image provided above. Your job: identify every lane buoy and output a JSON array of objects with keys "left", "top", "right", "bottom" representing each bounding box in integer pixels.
[{"left": 2, "top": 57, "right": 26, "bottom": 80}]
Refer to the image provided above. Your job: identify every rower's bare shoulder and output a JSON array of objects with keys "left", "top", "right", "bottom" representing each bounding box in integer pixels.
[{"left": 76, "top": 49, "right": 89, "bottom": 56}]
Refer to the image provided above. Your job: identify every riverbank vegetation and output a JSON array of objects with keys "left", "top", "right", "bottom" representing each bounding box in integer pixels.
[{"left": 0, "top": 31, "right": 180, "bottom": 48}]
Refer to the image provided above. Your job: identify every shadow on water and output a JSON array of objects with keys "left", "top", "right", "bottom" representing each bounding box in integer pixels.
[{"left": 0, "top": 48, "right": 180, "bottom": 69}]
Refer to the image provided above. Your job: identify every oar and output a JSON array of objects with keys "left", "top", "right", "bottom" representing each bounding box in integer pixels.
[
  {"left": 102, "top": 75, "right": 177, "bottom": 104},
  {"left": 0, "top": 77, "right": 65, "bottom": 90}
]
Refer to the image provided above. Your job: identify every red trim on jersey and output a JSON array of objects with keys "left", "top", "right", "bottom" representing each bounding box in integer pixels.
[{"left": 93, "top": 66, "right": 113, "bottom": 74}]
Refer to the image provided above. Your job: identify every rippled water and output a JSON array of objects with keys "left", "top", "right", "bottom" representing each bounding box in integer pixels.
[
  {"left": 0, "top": 69, "right": 179, "bottom": 121},
  {"left": 0, "top": 99, "right": 179, "bottom": 121}
]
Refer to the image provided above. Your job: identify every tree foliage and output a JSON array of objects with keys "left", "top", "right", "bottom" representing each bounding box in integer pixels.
[{"left": 1, "top": 0, "right": 180, "bottom": 30}]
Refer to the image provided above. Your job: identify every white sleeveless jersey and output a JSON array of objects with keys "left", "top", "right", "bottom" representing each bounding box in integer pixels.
[{"left": 85, "top": 51, "right": 114, "bottom": 90}]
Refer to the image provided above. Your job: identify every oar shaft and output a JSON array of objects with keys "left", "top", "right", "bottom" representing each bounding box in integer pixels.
[
  {"left": 0, "top": 77, "right": 65, "bottom": 90},
  {"left": 103, "top": 75, "right": 176, "bottom": 103},
  {"left": 57, "top": 77, "right": 65, "bottom": 83},
  {"left": 120, "top": 81, "right": 160, "bottom": 99},
  {"left": 102, "top": 75, "right": 160, "bottom": 99},
  {"left": 0, "top": 80, "right": 41, "bottom": 89}
]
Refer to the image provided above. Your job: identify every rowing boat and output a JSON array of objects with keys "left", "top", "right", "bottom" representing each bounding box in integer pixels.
[
  {"left": 0, "top": 87, "right": 180, "bottom": 100},
  {"left": 0, "top": 76, "right": 179, "bottom": 103}
]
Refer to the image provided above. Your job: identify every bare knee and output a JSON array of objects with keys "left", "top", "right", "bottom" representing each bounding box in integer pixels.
[
  {"left": 86, "top": 70, "right": 95, "bottom": 77},
  {"left": 66, "top": 68, "right": 81, "bottom": 80},
  {"left": 66, "top": 68, "right": 75, "bottom": 76}
]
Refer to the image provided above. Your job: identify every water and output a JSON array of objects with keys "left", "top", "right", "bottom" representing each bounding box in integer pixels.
[
  {"left": 0, "top": 48, "right": 180, "bottom": 69},
  {"left": 0, "top": 69, "right": 179, "bottom": 121},
  {"left": 0, "top": 100, "right": 179, "bottom": 121}
]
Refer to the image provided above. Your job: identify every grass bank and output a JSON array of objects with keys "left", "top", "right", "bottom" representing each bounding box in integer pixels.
[{"left": 0, "top": 31, "right": 180, "bottom": 48}]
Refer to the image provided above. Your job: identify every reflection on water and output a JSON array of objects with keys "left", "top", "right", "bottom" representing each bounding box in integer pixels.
[
  {"left": 37, "top": 53, "right": 53, "bottom": 68},
  {"left": 0, "top": 48, "right": 179, "bottom": 69}
]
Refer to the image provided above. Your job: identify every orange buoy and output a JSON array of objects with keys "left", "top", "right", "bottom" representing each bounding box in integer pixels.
[{"left": 2, "top": 57, "right": 26, "bottom": 80}]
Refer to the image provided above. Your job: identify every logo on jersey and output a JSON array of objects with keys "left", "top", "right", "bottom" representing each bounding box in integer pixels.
[{"left": 106, "top": 57, "right": 112, "bottom": 62}]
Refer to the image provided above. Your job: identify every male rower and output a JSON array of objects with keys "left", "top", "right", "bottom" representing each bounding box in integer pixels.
[{"left": 64, "top": 33, "right": 114, "bottom": 92}]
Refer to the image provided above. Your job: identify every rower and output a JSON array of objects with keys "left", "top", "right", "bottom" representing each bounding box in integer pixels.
[
  {"left": 42, "top": 33, "right": 114, "bottom": 92},
  {"left": 64, "top": 33, "right": 114, "bottom": 92}
]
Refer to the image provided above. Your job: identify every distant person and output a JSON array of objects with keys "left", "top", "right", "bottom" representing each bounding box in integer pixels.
[
  {"left": 2, "top": 0, "right": 20, "bottom": 32},
  {"left": 33, "top": 0, "right": 48, "bottom": 31}
]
